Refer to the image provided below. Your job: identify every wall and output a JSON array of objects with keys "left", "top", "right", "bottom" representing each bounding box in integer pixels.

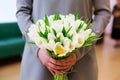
[{"left": 0, "top": 0, "right": 17, "bottom": 23}]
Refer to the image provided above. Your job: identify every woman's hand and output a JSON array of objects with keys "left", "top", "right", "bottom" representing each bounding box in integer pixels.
[
  {"left": 57, "top": 53, "right": 77, "bottom": 72},
  {"left": 38, "top": 49, "right": 77, "bottom": 75}
]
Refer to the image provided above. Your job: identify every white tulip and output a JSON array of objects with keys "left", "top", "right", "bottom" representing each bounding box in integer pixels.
[
  {"left": 83, "top": 23, "right": 87, "bottom": 30},
  {"left": 35, "top": 37, "right": 48, "bottom": 49},
  {"left": 72, "top": 33, "right": 85, "bottom": 48},
  {"left": 51, "top": 20, "right": 63, "bottom": 33},
  {"left": 65, "top": 14, "right": 75, "bottom": 22},
  {"left": 63, "top": 20, "right": 70, "bottom": 30},
  {"left": 63, "top": 38, "right": 75, "bottom": 52},
  {"left": 60, "top": 15, "right": 65, "bottom": 20},
  {"left": 28, "top": 24, "right": 40, "bottom": 41},
  {"left": 84, "top": 29, "right": 92, "bottom": 39},
  {"left": 48, "top": 15, "right": 54, "bottom": 24},
  {"left": 70, "top": 20, "right": 80, "bottom": 30},
  {"left": 48, "top": 33, "right": 55, "bottom": 40},
  {"left": 28, "top": 24, "right": 39, "bottom": 32},
  {"left": 36, "top": 20, "right": 45, "bottom": 27},
  {"left": 46, "top": 40, "right": 55, "bottom": 51},
  {"left": 68, "top": 27, "right": 77, "bottom": 35},
  {"left": 62, "top": 14, "right": 75, "bottom": 30},
  {"left": 56, "top": 33, "right": 64, "bottom": 42},
  {"left": 36, "top": 20, "right": 46, "bottom": 33},
  {"left": 28, "top": 31, "right": 39, "bottom": 41},
  {"left": 53, "top": 42, "right": 67, "bottom": 57}
]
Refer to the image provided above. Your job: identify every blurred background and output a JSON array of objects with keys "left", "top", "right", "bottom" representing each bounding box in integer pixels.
[{"left": 0, "top": 0, "right": 120, "bottom": 80}]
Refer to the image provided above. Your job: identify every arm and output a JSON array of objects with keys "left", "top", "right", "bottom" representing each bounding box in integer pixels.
[
  {"left": 91, "top": 0, "right": 111, "bottom": 36},
  {"left": 75, "top": 0, "right": 111, "bottom": 61},
  {"left": 16, "top": 0, "right": 39, "bottom": 56}
]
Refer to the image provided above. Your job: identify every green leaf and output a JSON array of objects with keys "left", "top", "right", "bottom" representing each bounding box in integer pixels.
[
  {"left": 76, "top": 16, "right": 85, "bottom": 33},
  {"left": 82, "top": 36, "right": 101, "bottom": 47},
  {"left": 85, "top": 36, "right": 101, "bottom": 44},
  {"left": 62, "top": 27, "right": 67, "bottom": 37},
  {"left": 44, "top": 26, "right": 49, "bottom": 38},
  {"left": 82, "top": 43, "right": 92, "bottom": 47},
  {"left": 55, "top": 36, "right": 61, "bottom": 42},
  {"left": 38, "top": 32, "right": 44, "bottom": 38},
  {"left": 38, "top": 28, "right": 49, "bottom": 42},
  {"left": 38, "top": 32, "right": 49, "bottom": 42},
  {"left": 47, "top": 50, "right": 57, "bottom": 59},
  {"left": 38, "top": 22, "right": 41, "bottom": 31},
  {"left": 89, "top": 31, "right": 93, "bottom": 36},
  {"left": 85, "top": 20, "right": 91, "bottom": 30},
  {"left": 27, "top": 41, "right": 36, "bottom": 44},
  {"left": 67, "top": 34, "right": 73, "bottom": 40},
  {"left": 80, "top": 16, "right": 85, "bottom": 21},
  {"left": 52, "top": 28, "right": 57, "bottom": 36},
  {"left": 53, "top": 12, "right": 61, "bottom": 21},
  {"left": 66, "top": 27, "right": 72, "bottom": 33},
  {"left": 75, "top": 9, "right": 79, "bottom": 20},
  {"left": 44, "top": 15, "right": 50, "bottom": 26},
  {"left": 76, "top": 22, "right": 84, "bottom": 33}
]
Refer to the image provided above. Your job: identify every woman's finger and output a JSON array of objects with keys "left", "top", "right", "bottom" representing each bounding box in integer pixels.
[
  {"left": 47, "top": 66, "right": 63, "bottom": 75},
  {"left": 49, "top": 57, "right": 68, "bottom": 66},
  {"left": 47, "top": 66, "right": 55, "bottom": 75},
  {"left": 47, "top": 62, "right": 68, "bottom": 70}
]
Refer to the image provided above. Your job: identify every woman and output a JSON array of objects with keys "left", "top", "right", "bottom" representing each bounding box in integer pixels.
[{"left": 16, "top": 0, "right": 111, "bottom": 80}]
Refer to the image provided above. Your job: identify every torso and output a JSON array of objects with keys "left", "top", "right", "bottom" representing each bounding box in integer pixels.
[{"left": 32, "top": 0, "right": 93, "bottom": 22}]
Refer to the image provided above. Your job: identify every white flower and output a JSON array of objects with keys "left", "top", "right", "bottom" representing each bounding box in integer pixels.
[
  {"left": 79, "top": 21, "right": 87, "bottom": 30},
  {"left": 46, "top": 33, "right": 56, "bottom": 51},
  {"left": 53, "top": 42, "right": 67, "bottom": 57},
  {"left": 75, "top": 20, "right": 88, "bottom": 31},
  {"left": 56, "top": 33, "right": 64, "bottom": 42},
  {"left": 83, "top": 23, "right": 87, "bottom": 30},
  {"left": 50, "top": 20, "right": 63, "bottom": 33},
  {"left": 84, "top": 29, "right": 92, "bottom": 39},
  {"left": 28, "top": 32, "right": 39, "bottom": 41},
  {"left": 63, "top": 21, "right": 70, "bottom": 30},
  {"left": 60, "top": 15, "right": 65, "bottom": 19},
  {"left": 65, "top": 14, "right": 75, "bottom": 22},
  {"left": 68, "top": 27, "right": 77, "bottom": 35},
  {"left": 28, "top": 24, "right": 39, "bottom": 41},
  {"left": 46, "top": 40, "right": 55, "bottom": 51},
  {"left": 72, "top": 33, "right": 85, "bottom": 48},
  {"left": 72, "top": 29, "right": 92, "bottom": 48},
  {"left": 48, "top": 15, "right": 54, "bottom": 24},
  {"left": 35, "top": 37, "right": 48, "bottom": 49},
  {"left": 28, "top": 24, "right": 39, "bottom": 32},
  {"left": 36, "top": 20, "right": 46, "bottom": 33},
  {"left": 62, "top": 14, "right": 74, "bottom": 30},
  {"left": 36, "top": 20, "right": 46, "bottom": 27},
  {"left": 70, "top": 20, "right": 80, "bottom": 30},
  {"left": 63, "top": 38, "right": 75, "bottom": 52},
  {"left": 48, "top": 33, "right": 55, "bottom": 40}
]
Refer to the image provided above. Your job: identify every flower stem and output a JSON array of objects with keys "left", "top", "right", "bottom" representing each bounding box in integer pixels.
[{"left": 54, "top": 74, "right": 68, "bottom": 80}]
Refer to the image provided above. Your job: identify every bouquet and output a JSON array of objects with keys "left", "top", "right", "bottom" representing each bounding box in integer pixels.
[{"left": 27, "top": 12, "right": 100, "bottom": 80}]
